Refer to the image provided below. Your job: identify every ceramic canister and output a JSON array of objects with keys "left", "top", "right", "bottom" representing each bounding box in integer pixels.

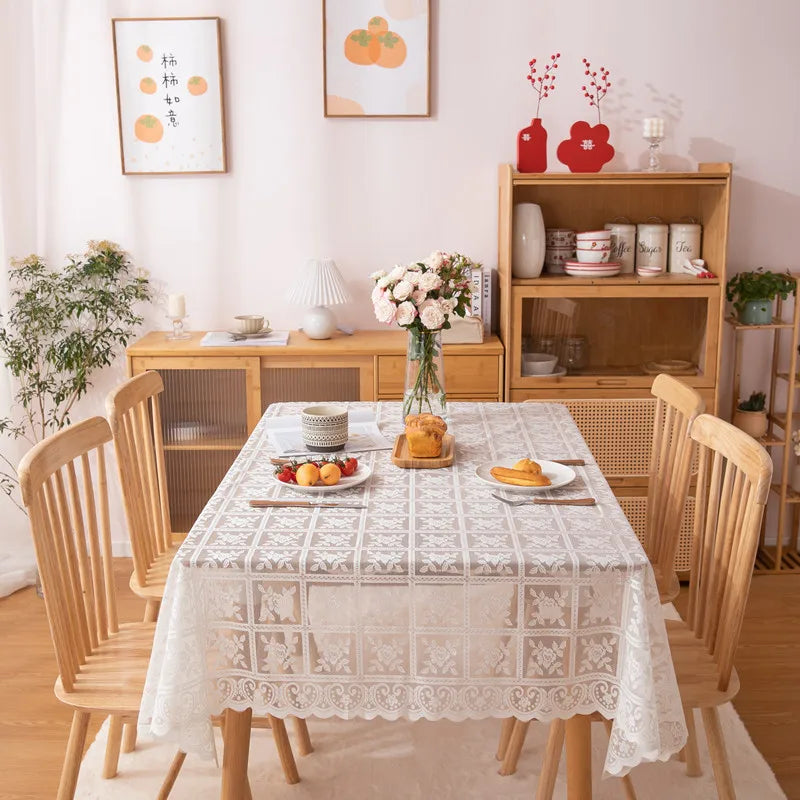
[
  {"left": 301, "top": 404, "right": 349, "bottom": 452},
  {"left": 668, "top": 223, "right": 702, "bottom": 273},
  {"left": 604, "top": 222, "right": 636, "bottom": 273},
  {"left": 635, "top": 222, "right": 669, "bottom": 270}
]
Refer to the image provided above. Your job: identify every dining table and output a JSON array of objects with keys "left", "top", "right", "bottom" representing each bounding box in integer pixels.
[{"left": 139, "top": 401, "right": 687, "bottom": 798}]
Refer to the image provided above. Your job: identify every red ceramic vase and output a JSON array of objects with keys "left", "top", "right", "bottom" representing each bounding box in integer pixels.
[
  {"left": 517, "top": 118, "right": 547, "bottom": 173},
  {"left": 556, "top": 121, "right": 614, "bottom": 173}
]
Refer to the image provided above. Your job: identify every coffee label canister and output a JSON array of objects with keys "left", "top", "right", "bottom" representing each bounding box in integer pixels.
[
  {"left": 604, "top": 222, "right": 636, "bottom": 273},
  {"left": 668, "top": 223, "right": 702, "bottom": 273},
  {"left": 636, "top": 223, "right": 668, "bottom": 269}
]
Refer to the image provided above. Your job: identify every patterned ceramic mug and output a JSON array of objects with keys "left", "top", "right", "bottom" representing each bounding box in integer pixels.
[{"left": 301, "top": 404, "right": 349, "bottom": 452}]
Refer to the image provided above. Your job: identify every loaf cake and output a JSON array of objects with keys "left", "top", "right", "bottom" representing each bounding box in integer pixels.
[{"left": 404, "top": 413, "right": 448, "bottom": 458}]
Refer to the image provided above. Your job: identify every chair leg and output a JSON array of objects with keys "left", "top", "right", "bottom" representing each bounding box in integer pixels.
[
  {"left": 535, "top": 719, "right": 565, "bottom": 800},
  {"left": 291, "top": 717, "right": 314, "bottom": 755},
  {"left": 684, "top": 706, "right": 703, "bottom": 777},
  {"left": 499, "top": 719, "right": 530, "bottom": 776},
  {"left": 565, "top": 715, "right": 592, "bottom": 800},
  {"left": 122, "top": 720, "right": 138, "bottom": 753},
  {"left": 269, "top": 715, "right": 300, "bottom": 785},
  {"left": 144, "top": 599, "right": 161, "bottom": 623},
  {"left": 602, "top": 719, "right": 637, "bottom": 799},
  {"left": 103, "top": 715, "right": 124, "bottom": 778},
  {"left": 157, "top": 750, "right": 187, "bottom": 799},
  {"left": 57, "top": 710, "right": 90, "bottom": 800},
  {"left": 496, "top": 718, "right": 516, "bottom": 761},
  {"left": 702, "top": 707, "right": 736, "bottom": 800},
  {"left": 221, "top": 708, "right": 253, "bottom": 800}
]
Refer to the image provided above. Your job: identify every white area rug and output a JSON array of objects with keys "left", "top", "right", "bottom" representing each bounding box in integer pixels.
[{"left": 75, "top": 704, "right": 785, "bottom": 799}]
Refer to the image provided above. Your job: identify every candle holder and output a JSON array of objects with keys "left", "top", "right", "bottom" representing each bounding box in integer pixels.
[
  {"left": 644, "top": 135, "right": 665, "bottom": 172},
  {"left": 166, "top": 315, "right": 191, "bottom": 340}
]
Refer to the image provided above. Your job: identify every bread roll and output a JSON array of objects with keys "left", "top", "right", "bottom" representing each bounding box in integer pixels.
[{"left": 405, "top": 413, "right": 447, "bottom": 458}]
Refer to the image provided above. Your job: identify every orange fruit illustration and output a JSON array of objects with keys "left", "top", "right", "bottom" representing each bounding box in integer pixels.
[
  {"left": 136, "top": 44, "right": 153, "bottom": 62},
  {"left": 187, "top": 76, "right": 208, "bottom": 96},
  {"left": 139, "top": 77, "right": 157, "bottom": 94},
  {"left": 134, "top": 114, "right": 163, "bottom": 143},
  {"left": 376, "top": 30, "right": 407, "bottom": 68},
  {"left": 344, "top": 18, "right": 406, "bottom": 68},
  {"left": 368, "top": 16, "right": 389, "bottom": 33}
]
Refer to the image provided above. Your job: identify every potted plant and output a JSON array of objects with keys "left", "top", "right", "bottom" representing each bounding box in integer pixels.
[
  {"left": 732, "top": 391, "right": 768, "bottom": 439},
  {"left": 725, "top": 268, "right": 796, "bottom": 325},
  {"left": 0, "top": 241, "right": 151, "bottom": 511}
]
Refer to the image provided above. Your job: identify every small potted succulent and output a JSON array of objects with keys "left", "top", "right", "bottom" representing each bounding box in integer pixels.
[
  {"left": 733, "top": 391, "right": 768, "bottom": 439},
  {"left": 725, "top": 268, "right": 796, "bottom": 325}
]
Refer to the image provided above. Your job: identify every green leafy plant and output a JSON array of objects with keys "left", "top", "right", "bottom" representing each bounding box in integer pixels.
[
  {"left": 737, "top": 391, "right": 766, "bottom": 412},
  {"left": 0, "top": 241, "right": 151, "bottom": 511},
  {"left": 725, "top": 268, "right": 795, "bottom": 314}
]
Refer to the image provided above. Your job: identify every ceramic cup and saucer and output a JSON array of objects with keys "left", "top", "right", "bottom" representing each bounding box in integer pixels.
[{"left": 228, "top": 315, "right": 271, "bottom": 338}]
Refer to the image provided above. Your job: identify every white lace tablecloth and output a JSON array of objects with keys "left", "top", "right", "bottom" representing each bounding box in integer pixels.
[{"left": 140, "top": 402, "right": 686, "bottom": 776}]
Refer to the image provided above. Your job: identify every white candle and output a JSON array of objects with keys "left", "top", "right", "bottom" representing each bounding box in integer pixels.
[
  {"left": 643, "top": 117, "right": 664, "bottom": 138},
  {"left": 167, "top": 293, "right": 186, "bottom": 318}
]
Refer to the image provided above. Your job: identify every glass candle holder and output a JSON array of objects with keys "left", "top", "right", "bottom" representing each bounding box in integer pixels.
[
  {"left": 166, "top": 315, "right": 191, "bottom": 340},
  {"left": 644, "top": 135, "right": 665, "bottom": 172}
]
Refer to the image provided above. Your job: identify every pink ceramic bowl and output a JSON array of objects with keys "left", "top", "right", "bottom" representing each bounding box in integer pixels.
[{"left": 576, "top": 247, "right": 611, "bottom": 264}]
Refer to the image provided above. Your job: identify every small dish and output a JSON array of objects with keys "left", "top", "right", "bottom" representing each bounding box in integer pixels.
[
  {"left": 523, "top": 365, "right": 568, "bottom": 378},
  {"left": 475, "top": 460, "right": 576, "bottom": 492},
  {"left": 643, "top": 359, "right": 696, "bottom": 375},
  {"left": 226, "top": 327, "right": 272, "bottom": 338},
  {"left": 277, "top": 463, "right": 372, "bottom": 493}
]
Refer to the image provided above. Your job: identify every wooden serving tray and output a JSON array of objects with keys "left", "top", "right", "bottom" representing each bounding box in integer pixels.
[{"left": 391, "top": 434, "right": 455, "bottom": 469}]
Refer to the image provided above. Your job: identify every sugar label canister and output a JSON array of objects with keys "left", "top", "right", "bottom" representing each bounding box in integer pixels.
[
  {"left": 636, "top": 223, "right": 668, "bottom": 269},
  {"left": 668, "top": 223, "right": 702, "bottom": 273},
  {"left": 604, "top": 222, "right": 636, "bottom": 273}
]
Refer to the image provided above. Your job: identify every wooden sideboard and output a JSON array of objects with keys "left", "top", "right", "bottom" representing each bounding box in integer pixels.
[{"left": 126, "top": 330, "right": 504, "bottom": 531}]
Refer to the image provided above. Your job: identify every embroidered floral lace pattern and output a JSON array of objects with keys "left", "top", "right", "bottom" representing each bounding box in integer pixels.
[{"left": 140, "top": 403, "right": 687, "bottom": 776}]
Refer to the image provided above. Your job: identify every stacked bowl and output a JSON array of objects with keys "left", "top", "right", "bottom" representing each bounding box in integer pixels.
[
  {"left": 564, "top": 230, "right": 620, "bottom": 277},
  {"left": 544, "top": 228, "right": 576, "bottom": 274}
]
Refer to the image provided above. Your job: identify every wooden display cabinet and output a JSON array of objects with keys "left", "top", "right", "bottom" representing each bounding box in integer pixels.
[{"left": 127, "top": 330, "right": 504, "bottom": 532}]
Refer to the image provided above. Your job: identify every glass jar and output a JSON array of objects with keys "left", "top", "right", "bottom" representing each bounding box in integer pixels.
[
  {"left": 533, "top": 336, "right": 559, "bottom": 358},
  {"left": 563, "top": 336, "right": 588, "bottom": 371}
]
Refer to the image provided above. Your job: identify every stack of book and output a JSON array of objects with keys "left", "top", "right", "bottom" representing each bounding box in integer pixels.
[{"left": 443, "top": 266, "right": 497, "bottom": 344}]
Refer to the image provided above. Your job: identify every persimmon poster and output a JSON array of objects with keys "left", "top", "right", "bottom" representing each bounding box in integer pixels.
[
  {"left": 324, "top": 0, "right": 430, "bottom": 117},
  {"left": 112, "top": 18, "right": 226, "bottom": 174}
]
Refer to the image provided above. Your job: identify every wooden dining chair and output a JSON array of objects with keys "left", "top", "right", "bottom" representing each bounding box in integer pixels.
[
  {"left": 107, "top": 371, "right": 313, "bottom": 774},
  {"left": 524, "top": 413, "right": 772, "bottom": 799},
  {"left": 17, "top": 417, "right": 185, "bottom": 800}
]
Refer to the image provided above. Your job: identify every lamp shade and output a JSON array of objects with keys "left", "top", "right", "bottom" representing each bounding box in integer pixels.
[{"left": 287, "top": 258, "right": 351, "bottom": 307}]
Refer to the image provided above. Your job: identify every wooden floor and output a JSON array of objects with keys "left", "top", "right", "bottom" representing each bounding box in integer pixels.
[{"left": 1, "top": 561, "right": 800, "bottom": 799}]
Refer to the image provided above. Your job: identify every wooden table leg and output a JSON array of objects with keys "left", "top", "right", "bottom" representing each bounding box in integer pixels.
[
  {"left": 565, "top": 715, "right": 592, "bottom": 800},
  {"left": 221, "top": 708, "right": 252, "bottom": 800}
]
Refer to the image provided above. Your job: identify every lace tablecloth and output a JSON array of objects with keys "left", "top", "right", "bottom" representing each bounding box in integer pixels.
[{"left": 140, "top": 402, "right": 686, "bottom": 776}]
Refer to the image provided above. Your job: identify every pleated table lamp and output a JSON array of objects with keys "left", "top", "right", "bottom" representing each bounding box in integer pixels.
[{"left": 288, "top": 258, "right": 352, "bottom": 339}]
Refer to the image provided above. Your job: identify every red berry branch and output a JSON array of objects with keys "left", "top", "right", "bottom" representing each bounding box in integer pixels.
[
  {"left": 581, "top": 58, "right": 611, "bottom": 124},
  {"left": 526, "top": 53, "right": 560, "bottom": 118}
]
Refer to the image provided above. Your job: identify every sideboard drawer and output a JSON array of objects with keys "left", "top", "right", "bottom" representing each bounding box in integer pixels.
[{"left": 377, "top": 355, "right": 500, "bottom": 397}]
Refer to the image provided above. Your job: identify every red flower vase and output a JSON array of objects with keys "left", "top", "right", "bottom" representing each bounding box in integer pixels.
[
  {"left": 556, "top": 121, "right": 614, "bottom": 173},
  {"left": 517, "top": 118, "right": 547, "bottom": 173}
]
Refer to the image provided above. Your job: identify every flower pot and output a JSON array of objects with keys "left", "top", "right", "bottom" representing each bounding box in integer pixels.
[
  {"left": 404, "top": 328, "right": 446, "bottom": 419},
  {"left": 737, "top": 299, "right": 773, "bottom": 325},
  {"left": 732, "top": 409, "right": 768, "bottom": 440}
]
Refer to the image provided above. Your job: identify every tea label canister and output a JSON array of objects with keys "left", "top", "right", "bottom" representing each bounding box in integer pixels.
[
  {"left": 636, "top": 223, "right": 668, "bottom": 269},
  {"left": 604, "top": 222, "right": 636, "bottom": 273},
  {"left": 668, "top": 223, "right": 702, "bottom": 273}
]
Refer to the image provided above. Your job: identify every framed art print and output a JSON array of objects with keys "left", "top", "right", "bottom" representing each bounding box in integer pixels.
[
  {"left": 323, "top": 0, "right": 430, "bottom": 117},
  {"left": 112, "top": 17, "right": 227, "bottom": 174}
]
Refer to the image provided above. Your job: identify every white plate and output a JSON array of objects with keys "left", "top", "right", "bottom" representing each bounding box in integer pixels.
[
  {"left": 522, "top": 365, "right": 568, "bottom": 378},
  {"left": 276, "top": 463, "right": 372, "bottom": 493},
  {"left": 475, "top": 461, "right": 576, "bottom": 492},
  {"left": 565, "top": 267, "right": 620, "bottom": 278},
  {"left": 226, "top": 328, "right": 272, "bottom": 338}
]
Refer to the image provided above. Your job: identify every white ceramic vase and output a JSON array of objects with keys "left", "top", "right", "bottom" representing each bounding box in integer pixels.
[{"left": 512, "top": 203, "right": 546, "bottom": 278}]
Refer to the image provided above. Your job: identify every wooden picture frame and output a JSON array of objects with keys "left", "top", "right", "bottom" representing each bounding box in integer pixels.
[
  {"left": 323, "top": 0, "right": 431, "bottom": 117},
  {"left": 112, "top": 17, "right": 227, "bottom": 174}
]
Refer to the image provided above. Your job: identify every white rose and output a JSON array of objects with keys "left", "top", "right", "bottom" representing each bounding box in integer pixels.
[
  {"left": 395, "top": 301, "right": 417, "bottom": 327},
  {"left": 420, "top": 302, "right": 445, "bottom": 330},
  {"left": 418, "top": 271, "right": 443, "bottom": 293},
  {"left": 426, "top": 251, "right": 445, "bottom": 271},
  {"left": 405, "top": 270, "right": 421, "bottom": 287},
  {"left": 388, "top": 264, "right": 407, "bottom": 281},
  {"left": 412, "top": 289, "right": 428, "bottom": 305},
  {"left": 377, "top": 276, "right": 391, "bottom": 289},
  {"left": 371, "top": 285, "right": 385, "bottom": 303},
  {"left": 374, "top": 298, "right": 397, "bottom": 325},
  {"left": 370, "top": 270, "right": 387, "bottom": 280},
  {"left": 439, "top": 297, "right": 457, "bottom": 314},
  {"left": 391, "top": 279, "right": 413, "bottom": 301}
]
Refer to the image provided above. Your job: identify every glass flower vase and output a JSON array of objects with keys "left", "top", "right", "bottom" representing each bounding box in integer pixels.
[{"left": 403, "top": 328, "right": 446, "bottom": 419}]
